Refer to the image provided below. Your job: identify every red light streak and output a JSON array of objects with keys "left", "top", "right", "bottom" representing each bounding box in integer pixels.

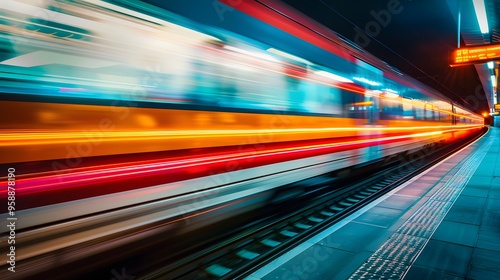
[{"left": 0, "top": 127, "right": 480, "bottom": 211}]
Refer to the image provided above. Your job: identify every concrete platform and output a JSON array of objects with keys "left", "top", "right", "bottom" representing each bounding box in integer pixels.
[{"left": 247, "top": 127, "right": 500, "bottom": 280}]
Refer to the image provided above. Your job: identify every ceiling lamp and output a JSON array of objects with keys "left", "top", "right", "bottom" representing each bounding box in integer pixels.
[{"left": 472, "top": 0, "right": 489, "bottom": 34}]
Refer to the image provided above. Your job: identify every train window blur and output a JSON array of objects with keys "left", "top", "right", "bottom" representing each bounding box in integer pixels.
[
  {"left": 401, "top": 98, "right": 413, "bottom": 119},
  {"left": 415, "top": 104, "right": 425, "bottom": 120},
  {"left": 425, "top": 105, "right": 434, "bottom": 120},
  {"left": 0, "top": 2, "right": 365, "bottom": 117},
  {"left": 379, "top": 98, "right": 399, "bottom": 120}
]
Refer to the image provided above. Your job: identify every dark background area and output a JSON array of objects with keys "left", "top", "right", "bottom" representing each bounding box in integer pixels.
[{"left": 282, "top": 0, "right": 489, "bottom": 114}]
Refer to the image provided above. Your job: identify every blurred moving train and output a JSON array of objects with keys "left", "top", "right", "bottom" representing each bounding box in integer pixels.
[{"left": 0, "top": 0, "right": 483, "bottom": 277}]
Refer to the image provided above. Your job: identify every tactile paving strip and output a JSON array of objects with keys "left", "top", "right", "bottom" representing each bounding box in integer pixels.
[{"left": 349, "top": 138, "right": 492, "bottom": 279}]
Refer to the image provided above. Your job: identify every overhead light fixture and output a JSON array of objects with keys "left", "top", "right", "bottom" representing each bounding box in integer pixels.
[
  {"left": 487, "top": 61, "right": 494, "bottom": 69},
  {"left": 472, "top": 0, "right": 489, "bottom": 34}
]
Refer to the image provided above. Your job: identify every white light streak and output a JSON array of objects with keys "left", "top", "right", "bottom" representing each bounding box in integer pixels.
[
  {"left": 472, "top": 0, "right": 489, "bottom": 34},
  {"left": 315, "top": 70, "right": 353, "bottom": 83}
]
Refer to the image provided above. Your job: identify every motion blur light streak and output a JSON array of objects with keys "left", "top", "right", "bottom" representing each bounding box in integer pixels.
[
  {"left": 224, "top": 45, "right": 279, "bottom": 62},
  {"left": 354, "top": 77, "right": 382, "bottom": 86},
  {"left": 472, "top": 0, "right": 489, "bottom": 34},
  {"left": 315, "top": 70, "right": 353, "bottom": 83},
  {"left": 267, "top": 48, "right": 313, "bottom": 65},
  {"left": 1, "top": 50, "right": 119, "bottom": 68},
  {"left": 82, "top": 0, "right": 166, "bottom": 25},
  {"left": 0, "top": 124, "right": 481, "bottom": 162},
  {"left": 0, "top": 126, "right": 475, "bottom": 211}
]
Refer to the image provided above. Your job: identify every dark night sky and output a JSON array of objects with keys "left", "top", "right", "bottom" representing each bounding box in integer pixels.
[{"left": 282, "top": 0, "right": 488, "bottom": 114}]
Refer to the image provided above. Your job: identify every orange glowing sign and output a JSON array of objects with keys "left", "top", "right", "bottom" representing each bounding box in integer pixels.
[{"left": 451, "top": 43, "right": 500, "bottom": 66}]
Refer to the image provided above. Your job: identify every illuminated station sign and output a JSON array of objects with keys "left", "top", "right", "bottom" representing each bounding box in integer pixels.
[{"left": 451, "top": 43, "right": 500, "bottom": 67}]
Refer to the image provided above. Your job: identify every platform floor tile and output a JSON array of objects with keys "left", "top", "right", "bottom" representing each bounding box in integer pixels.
[
  {"left": 261, "top": 244, "right": 355, "bottom": 280},
  {"left": 468, "top": 248, "right": 500, "bottom": 280},
  {"left": 412, "top": 239, "right": 473, "bottom": 278}
]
